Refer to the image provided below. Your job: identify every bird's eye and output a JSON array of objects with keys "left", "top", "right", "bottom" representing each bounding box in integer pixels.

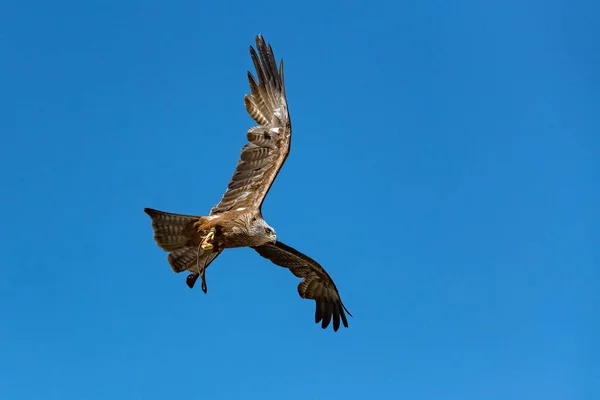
[{"left": 265, "top": 227, "right": 272, "bottom": 234}]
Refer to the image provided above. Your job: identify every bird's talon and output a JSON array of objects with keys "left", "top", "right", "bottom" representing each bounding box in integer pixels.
[{"left": 201, "top": 230, "right": 216, "bottom": 251}]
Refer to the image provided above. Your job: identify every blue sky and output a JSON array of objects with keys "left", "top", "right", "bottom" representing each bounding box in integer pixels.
[{"left": 1, "top": 0, "right": 598, "bottom": 399}]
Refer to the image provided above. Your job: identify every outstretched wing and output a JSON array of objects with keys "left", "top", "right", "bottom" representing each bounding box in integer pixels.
[
  {"left": 211, "top": 34, "right": 291, "bottom": 215},
  {"left": 253, "top": 241, "right": 352, "bottom": 332}
]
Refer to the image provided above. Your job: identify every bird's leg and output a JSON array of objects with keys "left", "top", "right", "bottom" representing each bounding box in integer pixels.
[{"left": 200, "top": 228, "right": 217, "bottom": 251}]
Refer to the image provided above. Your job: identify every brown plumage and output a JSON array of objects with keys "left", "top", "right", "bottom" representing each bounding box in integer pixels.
[
  {"left": 210, "top": 37, "right": 291, "bottom": 214},
  {"left": 253, "top": 242, "right": 352, "bottom": 331},
  {"left": 143, "top": 35, "right": 351, "bottom": 331}
]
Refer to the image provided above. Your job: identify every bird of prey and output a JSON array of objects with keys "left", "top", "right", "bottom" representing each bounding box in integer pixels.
[{"left": 144, "top": 34, "right": 351, "bottom": 331}]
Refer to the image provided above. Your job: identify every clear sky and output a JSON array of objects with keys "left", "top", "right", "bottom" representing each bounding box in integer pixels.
[{"left": 1, "top": 0, "right": 598, "bottom": 399}]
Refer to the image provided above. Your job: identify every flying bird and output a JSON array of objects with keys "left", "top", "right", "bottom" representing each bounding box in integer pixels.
[{"left": 144, "top": 34, "right": 351, "bottom": 331}]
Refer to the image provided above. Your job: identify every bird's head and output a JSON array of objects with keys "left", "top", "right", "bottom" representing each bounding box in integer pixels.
[{"left": 249, "top": 217, "right": 277, "bottom": 245}]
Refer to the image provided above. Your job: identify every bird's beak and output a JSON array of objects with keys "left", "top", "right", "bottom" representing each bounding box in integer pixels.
[{"left": 269, "top": 232, "right": 277, "bottom": 243}]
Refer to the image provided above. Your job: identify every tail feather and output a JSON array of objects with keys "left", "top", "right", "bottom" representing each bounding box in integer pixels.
[
  {"left": 144, "top": 208, "right": 223, "bottom": 279},
  {"left": 168, "top": 246, "right": 222, "bottom": 274},
  {"left": 168, "top": 246, "right": 202, "bottom": 273},
  {"left": 144, "top": 208, "right": 199, "bottom": 252}
]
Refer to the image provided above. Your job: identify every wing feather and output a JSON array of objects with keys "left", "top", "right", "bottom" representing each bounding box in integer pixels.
[
  {"left": 253, "top": 241, "right": 352, "bottom": 332},
  {"left": 211, "top": 35, "right": 291, "bottom": 214}
]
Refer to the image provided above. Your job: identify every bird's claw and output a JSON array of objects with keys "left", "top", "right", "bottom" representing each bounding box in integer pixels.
[{"left": 201, "top": 230, "right": 215, "bottom": 251}]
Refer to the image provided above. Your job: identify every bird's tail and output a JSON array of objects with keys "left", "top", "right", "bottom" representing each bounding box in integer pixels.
[
  {"left": 144, "top": 208, "right": 199, "bottom": 252},
  {"left": 144, "top": 207, "right": 219, "bottom": 274}
]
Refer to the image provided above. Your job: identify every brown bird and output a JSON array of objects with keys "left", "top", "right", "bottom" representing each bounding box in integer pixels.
[{"left": 144, "top": 34, "right": 351, "bottom": 332}]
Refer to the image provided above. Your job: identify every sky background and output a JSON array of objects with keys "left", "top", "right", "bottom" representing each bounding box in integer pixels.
[{"left": 0, "top": 0, "right": 598, "bottom": 399}]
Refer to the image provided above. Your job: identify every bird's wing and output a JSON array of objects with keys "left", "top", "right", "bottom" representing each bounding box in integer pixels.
[
  {"left": 211, "top": 34, "right": 291, "bottom": 215},
  {"left": 253, "top": 241, "right": 352, "bottom": 332}
]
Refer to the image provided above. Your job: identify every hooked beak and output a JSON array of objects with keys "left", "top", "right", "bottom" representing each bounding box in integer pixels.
[{"left": 269, "top": 232, "right": 277, "bottom": 244}]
